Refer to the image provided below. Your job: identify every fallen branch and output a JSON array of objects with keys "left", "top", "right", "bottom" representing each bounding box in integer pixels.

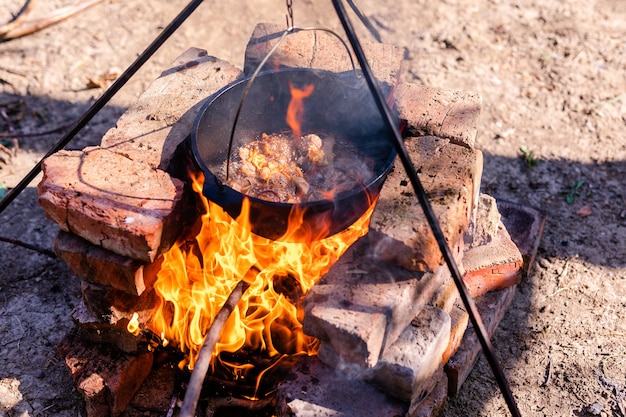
[
  {"left": 0, "top": 0, "right": 36, "bottom": 37},
  {"left": 179, "top": 280, "right": 249, "bottom": 417},
  {"left": 0, "top": 236, "right": 57, "bottom": 259},
  {"left": 0, "top": 122, "right": 73, "bottom": 139},
  {"left": 0, "top": 0, "right": 105, "bottom": 41}
]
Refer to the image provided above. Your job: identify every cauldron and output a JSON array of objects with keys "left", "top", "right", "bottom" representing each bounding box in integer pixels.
[{"left": 191, "top": 68, "right": 396, "bottom": 241}]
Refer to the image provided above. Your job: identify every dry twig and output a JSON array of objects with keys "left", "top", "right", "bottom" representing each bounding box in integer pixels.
[
  {"left": 0, "top": 236, "right": 57, "bottom": 259},
  {"left": 179, "top": 281, "right": 249, "bottom": 417},
  {"left": 0, "top": 0, "right": 36, "bottom": 37},
  {"left": 0, "top": 0, "right": 105, "bottom": 41}
]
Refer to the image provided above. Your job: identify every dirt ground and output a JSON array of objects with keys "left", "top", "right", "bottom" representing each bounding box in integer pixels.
[{"left": 0, "top": 0, "right": 625, "bottom": 416}]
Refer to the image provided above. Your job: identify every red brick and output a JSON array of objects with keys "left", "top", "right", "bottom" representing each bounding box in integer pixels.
[
  {"left": 80, "top": 281, "right": 157, "bottom": 329},
  {"left": 57, "top": 329, "right": 154, "bottom": 417},
  {"left": 54, "top": 231, "right": 161, "bottom": 296},
  {"left": 303, "top": 234, "right": 449, "bottom": 368},
  {"left": 396, "top": 82, "right": 482, "bottom": 148},
  {"left": 38, "top": 146, "right": 185, "bottom": 262},
  {"left": 100, "top": 48, "right": 242, "bottom": 170},
  {"left": 407, "top": 372, "right": 448, "bottom": 417},
  {"left": 462, "top": 223, "right": 524, "bottom": 298},
  {"left": 244, "top": 23, "right": 404, "bottom": 87},
  {"left": 71, "top": 300, "right": 144, "bottom": 353},
  {"left": 465, "top": 193, "right": 501, "bottom": 249},
  {"left": 441, "top": 302, "right": 470, "bottom": 365},
  {"left": 370, "top": 136, "right": 483, "bottom": 272},
  {"left": 445, "top": 285, "right": 517, "bottom": 395}
]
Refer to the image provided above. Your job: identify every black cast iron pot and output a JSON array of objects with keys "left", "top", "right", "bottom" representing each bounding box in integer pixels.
[{"left": 191, "top": 68, "right": 397, "bottom": 241}]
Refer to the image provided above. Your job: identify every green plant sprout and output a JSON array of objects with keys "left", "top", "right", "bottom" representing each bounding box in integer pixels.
[
  {"left": 562, "top": 179, "right": 586, "bottom": 204},
  {"left": 519, "top": 146, "right": 539, "bottom": 168}
]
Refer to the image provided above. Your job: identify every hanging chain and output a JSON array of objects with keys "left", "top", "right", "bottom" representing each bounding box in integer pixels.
[{"left": 285, "top": 0, "right": 294, "bottom": 28}]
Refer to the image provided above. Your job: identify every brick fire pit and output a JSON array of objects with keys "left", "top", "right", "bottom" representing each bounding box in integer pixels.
[{"left": 37, "top": 23, "right": 544, "bottom": 417}]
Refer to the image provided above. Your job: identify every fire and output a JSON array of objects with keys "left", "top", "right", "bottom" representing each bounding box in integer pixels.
[
  {"left": 285, "top": 82, "right": 314, "bottom": 140},
  {"left": 132, "top": 76, "right": 376, "bottom": 395},
  {"left": 145, "top": 170, "right": 373, "bottom": 382}
]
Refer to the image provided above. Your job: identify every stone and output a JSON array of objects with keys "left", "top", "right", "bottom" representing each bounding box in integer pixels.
[
  {"left": 445, "top": 285, "right": 517, "bottom": 395},
  {"left": 303, "top": 234, "right": 449, "bottom": 368},
  {"left": 244, "top": 23, "right": 404, "bottom": 88},
  {"left": 370, "top": 136, "right": 482, "bottom": 272},
  {"left": 367, "top": 306, "right": 451, "bottom": 403},
  {"left": 275, "top": 356, "right": 408, "bottom": 417},
  {"left": 395, "top": 82, "right": 482, "bottom": 148},
  {"left": 53, "top": 231, "right": 161, "bottom": 296},
  {"left": 57, "top": 328, "right": 154, "bottom": 417},
  {"left": 462, "top": 222, "right": 524, "bottom": 298},
  {"left": 100, "top": 48, "right": 242, "bottom": 170},
  {"left": 38, "top": 146, "right": 186, "bottom": 263}
]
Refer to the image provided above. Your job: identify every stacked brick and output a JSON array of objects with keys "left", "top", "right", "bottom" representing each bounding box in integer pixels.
[
  {"left": 36, "top": 23, "right": 541, "bottom": 417},
  {"left": 38, "top": 48, "right": 243, "bottom": 417}
]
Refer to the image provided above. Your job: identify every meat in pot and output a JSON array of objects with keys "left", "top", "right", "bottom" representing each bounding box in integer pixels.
[{"left": 223, "top": 132, "right": 375, "bottom": 204}]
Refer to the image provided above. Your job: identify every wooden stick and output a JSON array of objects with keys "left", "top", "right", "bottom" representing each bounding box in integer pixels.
[
  {"left": 0, "top": 236, "right": 57, "bottom": 259},
  {"left": 0, "top": 0, "right": 36, "bottom": 37},
  {"left": 0, "top": 0, "right": 105, "bottom": 41},
  {"left": 179, "top": 281, "right": 248, "bottom": 417}
]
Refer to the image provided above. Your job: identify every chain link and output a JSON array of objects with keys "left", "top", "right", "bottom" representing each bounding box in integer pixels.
[{"left": 285, "top": 0, "right": 294, "bottom": 28}]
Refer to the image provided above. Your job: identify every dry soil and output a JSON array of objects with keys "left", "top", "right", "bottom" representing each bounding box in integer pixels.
[{"left": 0, "top": 1, "right": 625, "bottom": 416}]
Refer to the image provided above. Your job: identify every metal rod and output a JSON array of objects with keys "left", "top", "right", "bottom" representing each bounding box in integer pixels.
[
  {"left": 179, "top": 280, "right": 248, "bottom": 417},
  {"left": 330, "top": 1, "right": 522, "bottom": 416},
  {"left": 0, "top": 0, "right": 206, "bottom": 215}
]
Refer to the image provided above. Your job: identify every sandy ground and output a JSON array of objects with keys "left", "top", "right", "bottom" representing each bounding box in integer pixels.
[{"left": 0, "top": 0, "right": 625, "bottom": 416}]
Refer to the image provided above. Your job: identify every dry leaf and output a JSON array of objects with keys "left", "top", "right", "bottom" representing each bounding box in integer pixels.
[{"left": 576, "top": 205, "right": 592, "bottom": 218}]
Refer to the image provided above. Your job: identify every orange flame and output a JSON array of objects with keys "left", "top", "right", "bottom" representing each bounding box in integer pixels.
[
  {"left": 145, "top": 170, "right": 373, "bottom": 384},
  {"left": 285, "top": 82, "right": 315, "bottom": 140}
]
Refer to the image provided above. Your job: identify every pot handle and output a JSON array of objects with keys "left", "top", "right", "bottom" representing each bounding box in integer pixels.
[{"left": 225, "top": 26, "right": 359, "bottom": 181}]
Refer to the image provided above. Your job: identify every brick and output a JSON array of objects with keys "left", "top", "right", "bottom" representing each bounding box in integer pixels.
[
  {"left": 462, "top": 223, "right": 524, "bottom": 298},
  {"left": 464, "top": 193, "right": 501, "bottom": 249},
  {"left": 275, "top": 356, "right": 408, "bottom": 417},
  {"left": 429, "top": 271, "right": 459, "bottom": 314},
  {"left": 441, "top": 302, "right": 470, "bottom": 365},
  {"left": 129, "top": 360, "right": 178, "bottom": 414},
  {"left": 80, "top": 281, "right": 157, "bottom": 331},
  {"left": 303, "top": 234, "right": 449, "bottom": 368},
  {"left": 370, "top": 136, "right": 482, "bottom": 272},
  {"left": 71, "top": 299, "right": 143, "bottom": 353},
  {"left": 57, "top": 328, "right": 154, "bottom": 417},
  {"left": 497, "top": 200, "right": 547, "bottom": 277},
  {"left": 445, "top": 285, "right": 517, "bottom": 395},
  {"left": 407, "top": 372, "right": 448, "bottom": 417},
  {"left": 367, "top": 306, "right": 451, "bottom": 402},
  {"left": 53, "top": 231, "right": 161, "bottom": 296},
  {"left": 244, "top": 23, "right": 404, "bottom": 87},
  {"left": 38, "top": 146, "right": 186, "bottom": 263},
  {"left": 101, "top": 48, "right": 242, "bottom": 170},
  {"left": 396, "top": 82, "right": 482, "bottom": 148}
]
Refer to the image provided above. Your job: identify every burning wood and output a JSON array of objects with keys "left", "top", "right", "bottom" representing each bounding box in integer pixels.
[{"left": 180, "top": 280, "right": 248, "bottom": 417}]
